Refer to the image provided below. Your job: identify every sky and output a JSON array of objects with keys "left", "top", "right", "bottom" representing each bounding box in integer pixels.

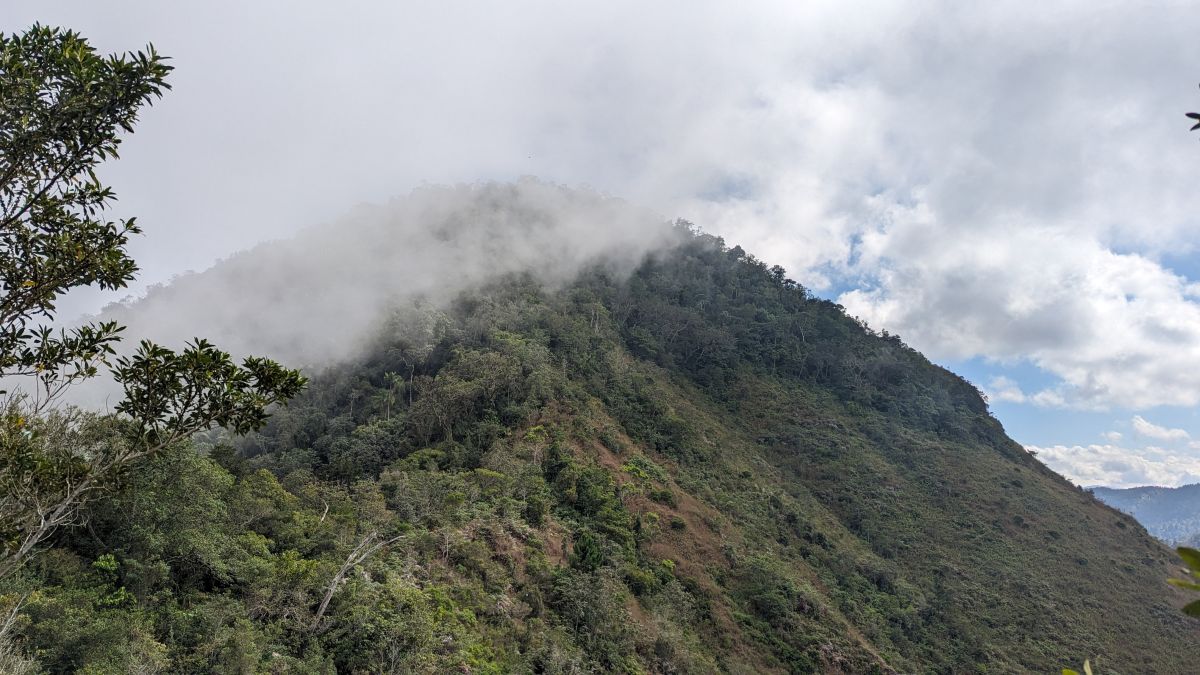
[{"left": 8, "top": 1, "right": 1200, "bottom": 488}]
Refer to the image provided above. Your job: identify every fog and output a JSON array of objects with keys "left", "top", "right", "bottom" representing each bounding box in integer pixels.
[
  {"left": 10, "top": 1, "right": 1200, "bottom": 483},
  {"left": 90, "top": 180, "right": 678, "bottom": 376}
]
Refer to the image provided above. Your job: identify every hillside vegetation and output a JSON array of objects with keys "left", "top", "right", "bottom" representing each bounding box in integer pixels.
[{"left": 5, "top": 221, "right": 1199, "bottom": 673}]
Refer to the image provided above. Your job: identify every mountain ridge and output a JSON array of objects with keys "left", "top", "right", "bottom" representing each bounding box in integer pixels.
[
  {"left": 14, "top": 186, "right": 1200, "bottom": 673},
  {"left": 1092, "top": 483, "right": 1200, "bottom": 546}
]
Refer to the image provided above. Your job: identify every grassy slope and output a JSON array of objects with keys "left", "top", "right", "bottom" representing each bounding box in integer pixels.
[
  {"left": 544, "top": 230, "right": 1200, "bottom": 672},
  {"left": 573, "top": 344, "right": 1198, "bottom": 672},
  {"left": 659, "top": 369, "right": 1196, "bottom": 672}
]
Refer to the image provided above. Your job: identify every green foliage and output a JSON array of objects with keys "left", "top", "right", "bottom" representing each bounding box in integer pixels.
[
  {"left": 569, "top": 530, "right": 604, "bottom": 571},
  {"left": 1, "top": 183, "right": 1196, "bottom": 671},
  {"left": 0, "top": 24, "right": 305, "bottom": 582},
  {"left": 0, "top": 25, "right": 169, "bottom": 388},
  {"left": 648, "top": 487, "right": 677, "bottom": 507},
  {"left": 114, "top": 338, "right": 305, "bottom": 441},
  {"left": 1170, "top": 546, "right": 1200, "bottom": 616},
  {"left": 550, "top": 571, "right": 635, "bottom": 670},
  {"left": 621, "top": 454, "right": 668, "bottom": 483}
]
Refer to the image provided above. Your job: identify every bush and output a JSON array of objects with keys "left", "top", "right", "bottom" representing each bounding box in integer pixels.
[{"left": 649, "top": 488, "right": 677, "bottom": 507}]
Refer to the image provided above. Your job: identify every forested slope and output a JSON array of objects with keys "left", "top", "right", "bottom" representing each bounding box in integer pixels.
[{"left": 9, "top": 220, "right": 1199, "bottom": 673}]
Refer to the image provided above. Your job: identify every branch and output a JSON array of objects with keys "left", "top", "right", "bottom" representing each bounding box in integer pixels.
[
  {"left": 0, "top": 593, "right": 26, "bottom": 641},
  {"left": 308, "top": 531, "right": 402, "bottom": 635}
]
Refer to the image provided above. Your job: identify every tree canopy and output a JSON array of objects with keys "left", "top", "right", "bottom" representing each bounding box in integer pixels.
[{"left": 0, "top": 25, "right": 305, "bottom": 579}]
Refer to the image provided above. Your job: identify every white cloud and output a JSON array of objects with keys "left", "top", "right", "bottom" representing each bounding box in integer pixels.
[
  {"left": 842, "top": 228, "right": 1200, "bottom": 410},
  {"left": 1102, "top": 431, "right": 1123, "bottom": 443},
  {"left": 1030, "top": 443, "right": 1200, "bottom": 488},
  {"left": 7, "top": 1, "right": 1200, "bottom": 410},
  {"left": 1131, "top": 415, "right": 1190, "bottom": 442},
  {"left": 986, "top": 376, "right": 1026, "bottom": 403}
]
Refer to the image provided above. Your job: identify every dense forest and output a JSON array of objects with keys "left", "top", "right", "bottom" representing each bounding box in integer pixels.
[{"left": 4, "top": 223, "right": 1198, "bottom": 673}]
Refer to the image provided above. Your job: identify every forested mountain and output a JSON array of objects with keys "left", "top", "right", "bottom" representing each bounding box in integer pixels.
[
  {"left": 8, "top": 185, "right": 1200, "bottom": 673},
  {"left": 1092, "top": 484, "right": 1200, "bottom": 546}
]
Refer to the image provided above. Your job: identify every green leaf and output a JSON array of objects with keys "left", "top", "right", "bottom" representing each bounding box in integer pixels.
[
  {"left": 1178, "top": 547, "right": 1200, "bottom": 573},
  {"left": 1167, "top": 578, "right": 1200, "bottom": 591}
]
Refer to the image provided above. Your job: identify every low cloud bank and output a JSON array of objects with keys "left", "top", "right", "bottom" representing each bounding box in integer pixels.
[
  {"left": 62, "top": 181, "right": 679, "bottom": 408},
  {"left": 1031, "top": 443, "right": 1200, "bottom": 489}
]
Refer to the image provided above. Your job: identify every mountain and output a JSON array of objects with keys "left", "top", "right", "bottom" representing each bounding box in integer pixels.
[
  {"left": 1092, "top": 484, "right": 1200, "bottom": 546},
  {"left": 13, "top": 184, "right": 1200, "bottom": 673}
]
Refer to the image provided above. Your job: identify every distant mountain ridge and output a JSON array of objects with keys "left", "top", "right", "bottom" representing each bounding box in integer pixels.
[{"left": 1092, "top": 483, "right": 1200, "bottom": 545}]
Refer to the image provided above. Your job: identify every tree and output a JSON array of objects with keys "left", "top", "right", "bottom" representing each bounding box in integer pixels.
[
  {"left": 569, "top": 529, "right": 604, "bottom": 571},
  {"left": 376, "top": 371, "right": 404, "bottom": 420},
  {"left": 0, "top": 25, "right": 305, "bottom": 578}
]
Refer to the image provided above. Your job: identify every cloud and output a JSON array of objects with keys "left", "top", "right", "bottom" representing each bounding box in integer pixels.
[
  {"left": 50, "top": 181, "right": 683, "bottom": 408},
  {"left": 1029, "top": 443, "right": 1200, "bottom": 489},
  {"left": 91, "top": 181, "right": 678, "bottom": 367},
  {"left": 841, "top": 228, "right": 1200, "bottom": 410},
  {"left": 8, "top": 1, "right": 1200, "bottom": 411},
  {"left": 985, "top": 376, "right": 1026, "bottom": 403},
  {"left": 1131, "top": 415, "right": 1190, "bottom": 442},
  {"left": 1101, "top": 431, "right": 1123, "bottom": 443}
]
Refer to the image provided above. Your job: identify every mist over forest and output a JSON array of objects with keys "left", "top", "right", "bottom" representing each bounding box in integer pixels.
[
  {"left": 4, "top": 6, "right": 1200, "bottom": 675},
  {"left": 95, "top": 181, "right": 679, "bottom": 366}
]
